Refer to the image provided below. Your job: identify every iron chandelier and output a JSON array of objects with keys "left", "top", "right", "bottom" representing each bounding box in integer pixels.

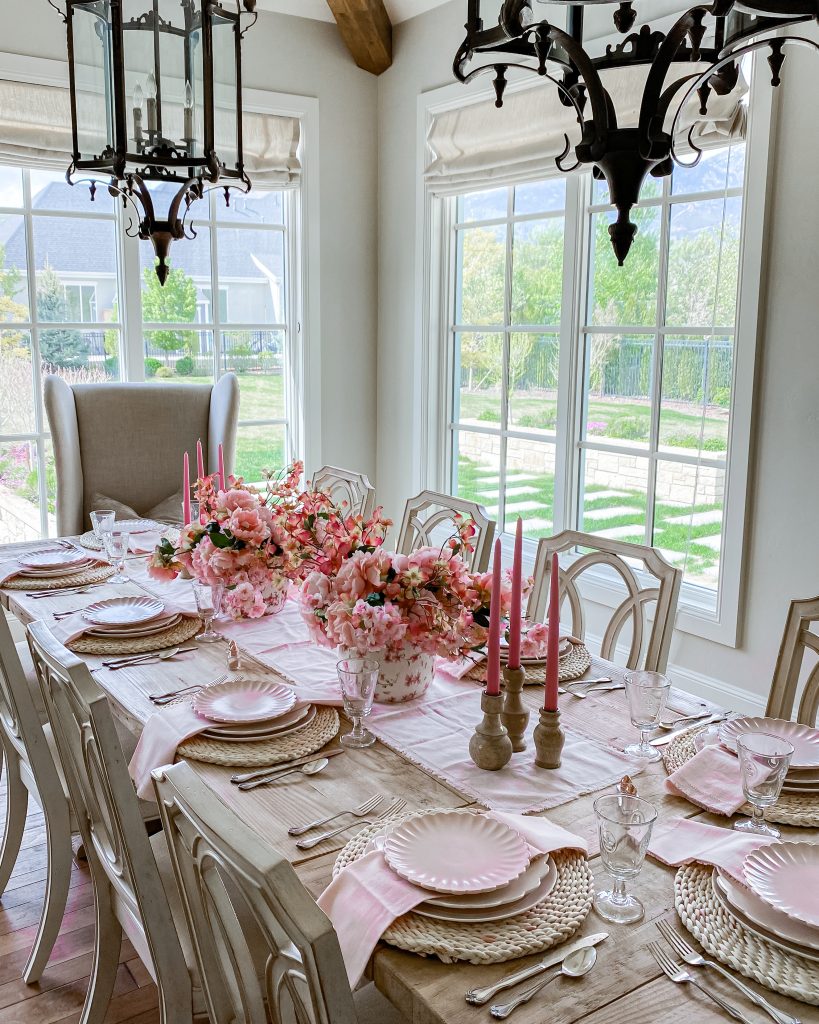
[
  {"left": 454, "top": 1, "right": 819, "bottom": 264},
  {"left": 53, "top": 0, "right": 258, "bottom": 284}
]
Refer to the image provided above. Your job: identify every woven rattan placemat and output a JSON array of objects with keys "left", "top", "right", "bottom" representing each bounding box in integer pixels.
[
  {"left": 465, "top": 643, "right": 592, "bottom": 686},
  {"left": 4, "top": 563, "right": 116, "bottom": 592},
  {"left": 333, "top": 809, "right": 593, "bottom": 965},
  {"left": 179, "top": 704, "right": 340, "bottom": 767},
  {"left": 675, "top": 863, "right": 819, "bottom": 1005},
  {"left": 662, "top": 725, "right": 819, "bottom": 827},
  {"left": 68, "top": 614, "right": 202, "bottom": 655}
]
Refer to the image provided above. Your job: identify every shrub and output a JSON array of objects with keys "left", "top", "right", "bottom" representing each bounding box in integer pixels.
[
  {"left": 104, "top": 356, "right": 119, "bottom": 378},
  {"left": 703, "top": 436, "right": 728, "bottom": 452},
  {"left": 665, "top": 433, "right": 728, "bottom": 452},
  {"left": 478, "top": 408, "right": 501, "bottom": 423},
  {"left": 518, "top": 408, "right": 557, "bottom": 430},
  {"left": 607, "top": 415, "right": 649, "bottom": 441},
  {"left": 155, "top": 365, "right": 174, "bottom": 379},
  {"left": 175, "top": 356, "right": 194, "bottom": 376},
  {"left": 144, "top": 357, "right": 162, "bottom": 378},
  {"left": 711, "top": 386, "right": 731, "bottom": 408}
]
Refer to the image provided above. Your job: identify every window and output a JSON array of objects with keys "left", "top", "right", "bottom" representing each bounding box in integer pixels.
[
  {"left": 0, "top": 166, "right": 301, "bottom": 544},
  {"left": 441, "top": 142, "right": 748, "bottom": 617}
]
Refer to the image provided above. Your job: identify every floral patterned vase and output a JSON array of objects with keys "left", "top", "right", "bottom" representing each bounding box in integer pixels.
[{"left": 371, "top": 647, "right": 435, "bottom": 704}]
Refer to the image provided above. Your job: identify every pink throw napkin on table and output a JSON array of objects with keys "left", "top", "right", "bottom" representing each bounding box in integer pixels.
[
  {"left": 648, "top": 817, "right": 778, "bottom": 884},
  {"left": 317, "top": 813, "right": 588, "bottom": 988},
  {"left": 129, "top": 531, "right": 167, "bottom": 555},
  {"left": 664, "top": 744, "right": 746, "bottom": 815}
]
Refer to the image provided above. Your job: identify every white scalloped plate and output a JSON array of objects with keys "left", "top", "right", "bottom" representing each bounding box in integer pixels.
[
  {"left": 193, "top": 679, "right": 296, "bottom": 724},
  {"left": 413, "top": 858, "right": 557, "bottom": 923},
  {"left": 383, "top": 810, "right": 530, "bottom": 895},
  {"left": 18, "top": 549, "right": 92, "bottom": 570},
  {"left": 117, "top": 518, "right": 163, "bottom": 533},
  {"left": 83, "top": 596, "right": 165, "bottom": 626},
  {"left": 83, "top": 614, "right": 182, "bottom": 639},
  {"left": 720, "top": 717, "right": 819, "bottom": 769},
  {"left": 744, "top": 843, "right": 819, "bottom": 929},
  {"left": 423, "top": 852, "right": 553, "bottom": 909},
  {"left": 200, "top": 703, "right": 315, "bottom": 741}
]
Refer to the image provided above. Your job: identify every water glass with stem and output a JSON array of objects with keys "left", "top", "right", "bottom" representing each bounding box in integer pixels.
[
  {"left": 192, "top": 581, "right": 224, "bottom": 642},
  {"left": 89, "top": 510, "right": 115, "bottom": 544},
  {"left": 624, "top": 670, "right": 670, "bottom": 762},
  {"left": 734, "top": 733, "right": 794, "bottom": 838},
  {"left": 102, "top": 528, "right": 131, "bottom": 584},
  {"left": 336, "top": 658, "right": 379, "bottom": 749},
  {"left": 593, "top": 793, "right": 658, "bottom": 924}
]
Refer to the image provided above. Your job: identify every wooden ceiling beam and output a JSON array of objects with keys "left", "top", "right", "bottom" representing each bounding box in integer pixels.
[{"left": 326, "top": 0, "right": 393, "bottom": 75}]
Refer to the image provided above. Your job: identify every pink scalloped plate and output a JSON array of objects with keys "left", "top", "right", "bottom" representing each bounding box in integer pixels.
[
  {"left": 192, "top": 679, "right": 297, "bottom": 724},
  {"left": 383, "top": 810, "right": 530, "bottom": 895},
  {"left": 719, "top": 717, "right": 819, "bottom": 769},
  {"left": 18, "top": 549, "right": 92, "bottom": 571},
  {"left": 744, "top": 843, "right": 819, "bottom": 930}
]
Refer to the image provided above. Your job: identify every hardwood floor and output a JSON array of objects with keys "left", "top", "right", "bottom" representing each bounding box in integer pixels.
[{"left": 0, "top": 773, "right": 161, "bottom": 1024}]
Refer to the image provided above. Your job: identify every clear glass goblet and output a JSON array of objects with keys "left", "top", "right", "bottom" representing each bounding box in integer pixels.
[
  {"left": 734, "top": 732, "right": 794, "bottom": 839},
  {"left": 192, "top": 581, "right": 224, "bottom": 642},
  {"left": 594, "top": 793, "right": 658, "bottom": 925},
  {"left": 624, "top": 670, "right": 670, "bottom": 762},
  {"left": 337, "top": 657, "right": 379, "bottom": 749},
  {"left": 102, "top": 529, "right": 131, "bottom": 584},
  {"left": 89, "top": 509, "right": 115, "bottom": 544}
]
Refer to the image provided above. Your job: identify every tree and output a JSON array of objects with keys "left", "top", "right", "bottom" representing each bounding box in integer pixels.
[
  {"left": 0, "top": 244, "right": 27, "bottom": 347},
  {"left": 37, "top": 265, "right": 86, "bottom": 369},
  {"left": 140, "top": 266, "right": 198, "bottom": 360}
]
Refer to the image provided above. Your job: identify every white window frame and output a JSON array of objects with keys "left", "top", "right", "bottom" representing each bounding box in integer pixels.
[{"left": 417, "top": 61, "right": 775, "bottom": 648}]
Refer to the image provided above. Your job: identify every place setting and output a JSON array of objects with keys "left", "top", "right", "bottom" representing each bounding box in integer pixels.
[{"left": 0, "top": 542, "right": 115, "bottom": 592}]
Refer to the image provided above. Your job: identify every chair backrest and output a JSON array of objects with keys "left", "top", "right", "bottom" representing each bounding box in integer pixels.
[
  {"left": 26, "top": 621, "right": 191, "bottom": 1003},
  {"left": 153, "top": 760, "right": 358, "bottom": 1024},
  {"left": 528, "top": 530, "right": 682, "bottom": 673},
  {"left": 768, "top": 596, "right": 819, "bottom": 725},
  {"left": 396, "top": 490, "right": 496, "bottom": 571},
  {"left": 312, "top": 465, "right": 376, "bottom": 519}
]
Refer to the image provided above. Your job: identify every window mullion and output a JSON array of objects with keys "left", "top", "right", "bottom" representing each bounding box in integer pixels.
[
  {"left": 209, "top": 193, "right": 221, "bottom": 386},
  {"left": 498, "top": 187, "right": 515, "bottom": 534},
  {"left": 120, "top": 209, "right": 145, "bottom": 382}
]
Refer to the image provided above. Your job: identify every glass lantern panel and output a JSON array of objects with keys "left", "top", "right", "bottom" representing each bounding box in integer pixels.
[
  {"left": 211, "top": 7, "right": 239, "bottom": 174},
  {"left": 70, "top": 1, "right": 114, "bottom": 163}
]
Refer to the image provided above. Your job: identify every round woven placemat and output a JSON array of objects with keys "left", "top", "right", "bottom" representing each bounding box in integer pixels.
[
  {"left": 68, "top": 614, "right": 203, "bottom": 655},
  {"left": 675, "top": 863, "right": 819, "bottom": 1005},
  {"left": 79, "top": 531, "right": 104, "bottom": 551},
  {"left": 662, "top": 725, "right": 819, "bottom": 827},
  {"left": 4, "top": 563, "right": 116, "bottom": 592},
  {"left": 333, "top": 809, "right": 593, "bottom": 965},
  {"left": 179, "top": 704, "right": 340, "bottom": 767},
  {"left": 465, "top": 644, "right": 592, "bottom": 686}
]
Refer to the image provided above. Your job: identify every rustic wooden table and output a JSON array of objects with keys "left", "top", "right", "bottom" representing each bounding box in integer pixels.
[{"left": 2, "top": 540, "right": 815, "bottom": 1024}]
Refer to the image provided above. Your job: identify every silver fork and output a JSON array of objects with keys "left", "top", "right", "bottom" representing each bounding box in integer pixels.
[
  {"left": 150, "top": 683, "right": 205, "bottom": 705},
  {"left": 648, "top": 942, "right": 754, "bottom": 1024},
  {"left": 296, "top": 798, "right": 407, "bottom": 850},
  {"left": 657, "top": 920, "right": 800, "bottom": 1024},
  {"left": 288, "top": 794, "right": 385, "bottom": 836}
]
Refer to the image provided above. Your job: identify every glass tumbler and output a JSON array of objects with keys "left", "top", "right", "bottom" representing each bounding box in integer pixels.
[
  {"left": 594, "top": 794, "right": 658, "bottom": 924},
  {"left": 336, "top": 658, "right": 379, "bottom": 749},
  {"left": 102, "top": 528, "right": 131, "bottom": 584},
  {"left": 624, "top": 671, "right": 670, "bottom": 762},
  {"left": 734, "top": 732, "right": 794, "bottom": 838},
  {"left": 89, "top": 509, "right": 116, "bottom": 544},
  {"left": 192, "top": 581, "right": 225, "bottom": 642}
]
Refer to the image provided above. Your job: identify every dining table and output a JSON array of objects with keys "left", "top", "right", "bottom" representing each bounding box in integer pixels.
[{"left": 1, "top": 535, "right": 816, "bottom": 1024}]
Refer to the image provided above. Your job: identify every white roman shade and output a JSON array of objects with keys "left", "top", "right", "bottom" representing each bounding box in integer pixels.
[
  {"left": 425, "top": 64, "right": 747, "bottom": 195},
  {"left": 0, "top": 78, "right": 302, "bottom": 186}
]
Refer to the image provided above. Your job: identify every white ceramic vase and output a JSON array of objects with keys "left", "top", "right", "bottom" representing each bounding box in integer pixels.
[{"left": 340, "top": 645, "right": 435, "bottom": 704}]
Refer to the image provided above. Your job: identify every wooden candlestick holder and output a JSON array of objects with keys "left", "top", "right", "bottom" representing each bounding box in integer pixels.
[
  {"left": 469, "top": 690, "right": 513, "bottom": 771},
  {"left": 533, "top": 708, "right": 565, "bottom": 769},
  {"left": 501, "top": 665, "right": 529, "bottom": 752}
]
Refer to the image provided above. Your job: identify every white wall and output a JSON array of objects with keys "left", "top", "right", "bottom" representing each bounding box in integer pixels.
[
  {"left": 376, "top": 1, "right": 819, "bottom": 711},
  {"left": 0, "top": 1, "right": 380, "bottom": 479}
]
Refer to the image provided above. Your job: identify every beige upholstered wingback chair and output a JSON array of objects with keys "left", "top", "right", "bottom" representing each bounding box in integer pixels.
[{"left": 45, "top": 373, "right": 240, "bottom": 537}]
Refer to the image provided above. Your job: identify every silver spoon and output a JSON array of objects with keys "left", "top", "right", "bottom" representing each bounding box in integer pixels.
[
  {"left": 238, "top": 758, "right": 329, "bottom": 791},
  {"left": 103, "top": 647, "right": 195, "bottom": 670},
  {"left": 490, "top": 945, "right": 597, "bottom": 1019},
  {"left": 658, "top": 709, "right": 717, "bottom": 729}
]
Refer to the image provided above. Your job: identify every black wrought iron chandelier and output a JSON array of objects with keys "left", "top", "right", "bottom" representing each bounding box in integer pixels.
[
  {"left": 454, "top": 2, "right": 819, "bottom": 264},
  {"left": 52, "top": 0, "right": 257, "bottom": 284}
]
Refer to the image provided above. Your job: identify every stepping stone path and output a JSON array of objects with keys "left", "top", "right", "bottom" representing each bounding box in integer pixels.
[
  {"left": 520, "top": 517, "right": 553, "bottom": 534},
  {"left": 663, "top": 509, "right": 723, "bottom": 527},
  {"left": 583, "top": 505, "right": 643, "bottom": 522},
  {"left": 693, "top": 534, "right": 722, "bottom": 552},
  {"left": 487, "top": 500, "right": 542, "bottom": 517},
  {"left": 594, "top": 525, "right": 646, "bottom": 540},
  {"left": 584, "top": 490, "right": 631, "bottom": 502}
]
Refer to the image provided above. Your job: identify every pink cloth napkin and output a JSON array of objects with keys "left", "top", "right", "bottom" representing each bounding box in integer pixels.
[
  {"left": 50, "top": 597, "right": 197, "bottom": 646},
  {"left": 317, "top": 812, "right": 588, "bottom": 987},
  {"left": 130, "top": 703, "right": 211, "bottom": 799},
  {"left": 664, "top": 744, "right": 746, "bottom": 816},
  {"left": 0, "top": 556, "right": 24, "bottom": 585},
  {"left": 129, "top": 531, "right": 167, "bottom": 555},
  {"left": 648, "top": 817, "right": 778, "bottom": 884},
  {"left": 436, "top": 653, "right": 485, "bottom": 680}
]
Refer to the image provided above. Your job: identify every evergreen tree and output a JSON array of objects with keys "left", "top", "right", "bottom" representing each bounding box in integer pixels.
[{"left": 37, "top": 265, "right": 86, "bottom": 369}]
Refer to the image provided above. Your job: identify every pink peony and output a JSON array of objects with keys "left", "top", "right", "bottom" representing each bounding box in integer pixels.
[
  {"left": 230, "top": 506, "right": 270, "bottom": 545},
  {"left": 220, "top": 488, "right": 258, "bottom": 513}
]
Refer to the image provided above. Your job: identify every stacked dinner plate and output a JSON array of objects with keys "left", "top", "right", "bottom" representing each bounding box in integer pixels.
[
  {"left": 191, "top": 679, "right": 316, "bottom": 742},
  {"left": 364, "top": 809, "right": 558, "bottom": 924},
  {"left": 81, "top": 596, "right": 183, "bottom": 638},
  {"left": 719, "top": 717, "right": 819, "bottom": 795},
  {"left": 17, "top": 547, "right": 101, "bottom": 579}
]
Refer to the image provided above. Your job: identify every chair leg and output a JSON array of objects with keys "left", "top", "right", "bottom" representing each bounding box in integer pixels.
[
  {"left": 0, "top": 748, "right": 28, "bottom": 896},
  {"left": 80, "top": 870, "right": 122, "bottom": 1024},
  {"left": 22, "top": 797, "right": 73, "bottom": 983}
]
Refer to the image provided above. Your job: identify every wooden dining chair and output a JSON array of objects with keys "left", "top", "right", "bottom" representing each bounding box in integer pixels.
[
  {"left": 152, "top": 760, "right": 408, "bottom": 1024},
  {"left": 27, "top": 621, "right": 199, "bottom": 1024},
  {"left": 0, "top": 611, "right": 74, "bottom": 984},
  {"left": 767, "top": 596, "right": 819, "bottom": 725},
  {"left": 396, "top": 490, "right": 495, "bottom": 571},
  {"left": 312, "top": 465, "right": 377, "bottom": 519},
  {"left": 528, "top": 530, "right": 682, "bottom": 673}
]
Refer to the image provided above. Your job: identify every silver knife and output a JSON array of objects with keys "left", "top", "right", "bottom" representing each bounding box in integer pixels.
[
  {"left": 650, "top": 712, "right": 727, "bottom": 747},
  {"left": 230, "top": 747, "right": 344, "bottom": 785},
  {"left": 465, "top": 932, "right": 608, "bottom": 1005}
]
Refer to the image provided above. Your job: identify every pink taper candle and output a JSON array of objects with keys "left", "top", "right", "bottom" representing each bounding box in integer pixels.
[
  {"left": 217, "top": 443, "right": 225, "bottom": 492},
  {"left": 182, "top": 452, "right": 191, "bottom": 526},
  {"left": 507, "top": 517, "right": 524, "bottom": 670},
  {"left": 196, "top": 439, "right": 204, "bottom": 482},
  {"left": 486, "top": 538, "right": 503, "bottom": 697},
  {"left": 544, "top": 552, "right": 560, "bottom": 712}
]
